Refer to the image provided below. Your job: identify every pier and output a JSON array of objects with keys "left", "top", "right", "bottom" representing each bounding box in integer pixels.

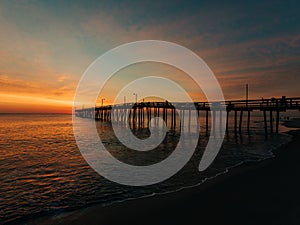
[{"left": 75, "top": 96, "right": 300, "bottom": 136}]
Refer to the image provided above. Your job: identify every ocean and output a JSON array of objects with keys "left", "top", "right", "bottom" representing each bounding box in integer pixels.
[{"left": 0, "top": 113, "right": 293, "bottom": 224}]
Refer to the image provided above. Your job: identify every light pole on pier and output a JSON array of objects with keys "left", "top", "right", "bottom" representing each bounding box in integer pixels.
[
  {"left": 101, "top": 98, "right": 105, "bottom": 107},
  {"left": 133, "top": 93, "right": 137, "bottom": 103},
  {"left": 246, "top": 84, "right": 249, "bottom": 108}
]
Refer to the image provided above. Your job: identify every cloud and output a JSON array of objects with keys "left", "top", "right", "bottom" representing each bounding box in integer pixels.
[{"left": 0, "top": 72, "right": 77, "bottom": 100}]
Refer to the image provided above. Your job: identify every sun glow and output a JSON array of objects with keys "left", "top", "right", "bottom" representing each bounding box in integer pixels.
[{"left": 0, "top": 93, "right": 73, "bottom": 113}]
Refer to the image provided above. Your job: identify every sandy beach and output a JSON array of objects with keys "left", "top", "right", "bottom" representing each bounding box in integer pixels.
[{"left": 22, "top": 119, "right": 300, "bottom": 225}]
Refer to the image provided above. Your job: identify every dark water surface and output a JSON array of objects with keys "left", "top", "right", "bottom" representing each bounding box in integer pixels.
[{"left": 0, "top": 113, "right": 291, "bottom": 224}]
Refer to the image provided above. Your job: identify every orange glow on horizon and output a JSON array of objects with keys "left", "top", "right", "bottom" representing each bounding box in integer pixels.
[{"left": 0, "top": 93, "right": 73, "bottom": 113}]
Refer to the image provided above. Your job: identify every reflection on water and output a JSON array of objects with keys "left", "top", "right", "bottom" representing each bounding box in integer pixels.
[{"left": 0, "top": 114, "right": 291, "bottom": 224}]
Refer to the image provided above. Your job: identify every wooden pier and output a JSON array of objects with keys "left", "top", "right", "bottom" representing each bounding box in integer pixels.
[{"left": 75, "top": 96, "right": 300, "bottom": 136}]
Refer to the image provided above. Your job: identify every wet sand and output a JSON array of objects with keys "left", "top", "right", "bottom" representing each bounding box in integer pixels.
[{"left": 25, "top": 122, "right": 300, "bottom": 225}]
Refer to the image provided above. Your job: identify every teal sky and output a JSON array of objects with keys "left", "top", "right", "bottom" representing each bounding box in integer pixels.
[{"left": 0, "top": 0, "right": 299, "bottom": 112}]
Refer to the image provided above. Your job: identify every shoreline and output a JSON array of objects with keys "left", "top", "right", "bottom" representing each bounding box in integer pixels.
[{"left": 23, "top": 120, "right": 300, "bottom": 225}]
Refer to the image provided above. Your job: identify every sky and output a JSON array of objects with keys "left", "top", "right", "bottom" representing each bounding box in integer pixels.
[{"left": 0, "top": 0, "right": 299, "bottom": 113}]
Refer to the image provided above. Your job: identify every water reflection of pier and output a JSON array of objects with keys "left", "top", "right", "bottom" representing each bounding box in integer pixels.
[{"left": 75, "top": 96, "right": 300, "bottom": 136}]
